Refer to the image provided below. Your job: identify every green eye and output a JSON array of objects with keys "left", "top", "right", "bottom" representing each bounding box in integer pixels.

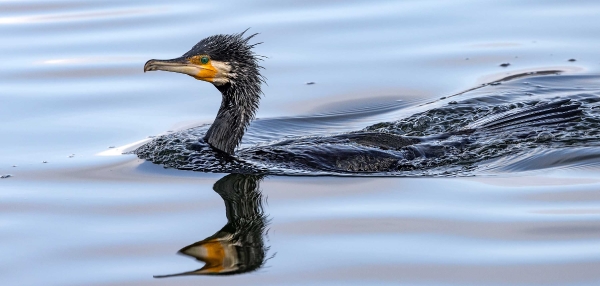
[{"left": 201, "top": 56, "right": 209, "bottom": 64}]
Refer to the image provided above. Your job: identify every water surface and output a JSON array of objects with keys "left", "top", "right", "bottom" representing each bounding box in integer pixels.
[{"left": 2, "top": 0, "right": 600, "bottom": 285}]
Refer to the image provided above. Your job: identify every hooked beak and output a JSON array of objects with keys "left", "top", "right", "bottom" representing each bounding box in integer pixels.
[
  {"left": 143, "top": 56, "right": 224, "bottom": 84},
  {"left": 144, "top": 57, "right": 196, "bottom": 75}
]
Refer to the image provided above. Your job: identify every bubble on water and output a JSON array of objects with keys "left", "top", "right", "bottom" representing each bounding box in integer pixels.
[{"left": 536, "top": 131, "right": 554, "bottom": 142}]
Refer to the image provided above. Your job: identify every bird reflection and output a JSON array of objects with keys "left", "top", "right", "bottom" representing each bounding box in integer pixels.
[{"left": 155, "top": 174, "right": 268, "bottom": 277}]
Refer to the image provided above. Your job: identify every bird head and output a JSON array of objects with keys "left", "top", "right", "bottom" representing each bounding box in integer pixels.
[
  {"left": 143, "top": 31, "right": 264, "bottom": 155},
  {"left": 144, "top": 31, "right": 262, "bottom": 88}
]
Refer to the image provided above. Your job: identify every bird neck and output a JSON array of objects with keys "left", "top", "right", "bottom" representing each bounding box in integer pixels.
[{"left": 204, "top": 82, "right": 261, "bottom": 155}]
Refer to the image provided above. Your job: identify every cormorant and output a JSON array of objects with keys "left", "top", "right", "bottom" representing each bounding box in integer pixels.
[{"left": 142, "top": 31, "right": 581, "bottom": 172}]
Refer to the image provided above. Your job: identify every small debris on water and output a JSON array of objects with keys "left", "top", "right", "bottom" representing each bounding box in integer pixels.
[
  {"left": 305, "top": 82, "right": 316, "bottom": 85},
  {"left": 440, "top": 96, "right": 447, "bottom": 100},
  {"left": 568, "top": 58, "right": 576, "bottom": 62},
  {"left": 12, "top": 165, "right": 17, "bottom": 167},
  {"left": 42, "top": 161, "right": 48, "bottom": 163},
  {"left": 108, "top": 146, "right": 115, "bottom": 149},
  {"left": 68, "top": 154, "right": 75, "bottom": 158},
  {"left": 499, "top": 63, "right": 510, "bottom": 67},
  {"left": 1, "top": 174, "right": 12, "bottom": 179}
]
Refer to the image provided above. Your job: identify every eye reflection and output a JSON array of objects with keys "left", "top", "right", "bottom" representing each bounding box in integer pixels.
[{"left": 155, "top": 174, "right": 269, "bottom": 277}]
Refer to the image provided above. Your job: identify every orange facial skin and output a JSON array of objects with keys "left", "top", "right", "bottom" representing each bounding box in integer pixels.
[{"left": 188, "top": 55, "right": 218, "bottom": 82}]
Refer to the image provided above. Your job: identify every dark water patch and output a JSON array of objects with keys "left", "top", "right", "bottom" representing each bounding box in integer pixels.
[{"left": 135, "top": 73, "right": 600, "bottom": 176}]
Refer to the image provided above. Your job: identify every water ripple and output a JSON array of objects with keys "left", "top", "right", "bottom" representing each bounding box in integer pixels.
[{"left": 0, "top": 7, "right": 165, "bottom": 25}]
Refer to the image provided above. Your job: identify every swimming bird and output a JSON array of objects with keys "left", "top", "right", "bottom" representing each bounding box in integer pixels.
[{"left": 142, "top": 31, "right": 581, "bottom": 173}]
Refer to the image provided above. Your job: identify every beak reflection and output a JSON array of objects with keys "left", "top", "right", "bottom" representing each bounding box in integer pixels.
[{"left": 154, "top": 174, "right": 269, "bottom": 277}]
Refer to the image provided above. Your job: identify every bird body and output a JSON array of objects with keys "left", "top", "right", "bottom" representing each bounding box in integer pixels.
[{"left": 142, "top": 31, "right": 581, "bottom": 173}]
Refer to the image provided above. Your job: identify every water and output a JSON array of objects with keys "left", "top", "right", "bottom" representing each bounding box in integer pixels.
[{"left": 2, "top": 0, "right": 600, "bottom": 285}]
